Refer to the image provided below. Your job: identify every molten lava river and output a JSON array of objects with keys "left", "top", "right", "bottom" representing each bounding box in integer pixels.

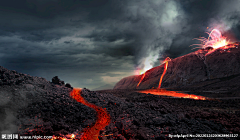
[
  {"left": 138, "top": 89, "right": 207, "bottom": 100},
  {"left": 70, "top": 88, "right": 110, "bottom": 140},
  {"left": 53, "top": 88, "right": 110, "bottom": 140}
]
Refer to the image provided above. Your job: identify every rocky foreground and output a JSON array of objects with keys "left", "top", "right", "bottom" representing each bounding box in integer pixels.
[{"left": 0, "top": 66, "right": 240, "bottom": 140}]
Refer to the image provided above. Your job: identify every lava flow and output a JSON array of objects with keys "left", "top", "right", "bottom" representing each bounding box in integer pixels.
[
  {"left": 71, "top": 88, "right": 111, "bottom": 140},
  {"left": 158, "top": 57, "right": 171, "bottom": 89},
  {"left": 54, "top": 88, "right": 111, "bottom": 140},
  {"left": 136, "top": 72, "right": 146, "bottom": 88},
  {"left": 139, "top": 89, "right": 207, "bottom": 100}
]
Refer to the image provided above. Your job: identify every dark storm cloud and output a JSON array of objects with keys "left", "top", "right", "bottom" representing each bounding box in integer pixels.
[
  {"left": 0, "top": 0, "right": 110, "bottom": 19},
  {"left": 82, "top": 0, "right": 188, "bottom": 66},
  {"left": 164, "top": 0, "right": 222, "bottom": 58},
  {"left": 1, "top": 0, "right": 240, "bottom": 89}
]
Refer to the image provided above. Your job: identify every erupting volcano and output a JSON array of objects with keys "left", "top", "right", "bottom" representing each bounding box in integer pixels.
[
  {"left": 192, "top": 29, "right": 229, "bottom": 49},
  {"left": 113, "top": 28, "right": 240, "bottom": 102},
  {"left": 139, "top": 56, "right": 207, "bottom": 100},
  {"left": 134, "top": 55, "right": 209, "bottom": 100},
  {"left": 192, "top": 28, "right": 240, "bottom": 55}
]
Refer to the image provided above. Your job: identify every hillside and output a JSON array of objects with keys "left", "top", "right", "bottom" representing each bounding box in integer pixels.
[{"left": 114, "top": 43, "right": 240, "bottom": 97}]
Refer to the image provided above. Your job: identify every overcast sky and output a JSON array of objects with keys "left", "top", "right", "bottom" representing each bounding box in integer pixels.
[{"left": 1, "top": 0, "right": 240, "bottom": 89}]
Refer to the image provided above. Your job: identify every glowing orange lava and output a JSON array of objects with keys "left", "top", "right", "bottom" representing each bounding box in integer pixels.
[
  {"left": 139, "top": 89, "right": 207, "bottom": 100},
  {"left": 136, "top": 72, "right": 146, "bottom": 88},
  {"left": 53, "top": 88, "right": 111, "bottom": 140},
  {"left": 158, "top": 57, "right": 171, "bottom": 89},
  {"left": 70, "top": 88, "right": 111, "bottom": 140}
]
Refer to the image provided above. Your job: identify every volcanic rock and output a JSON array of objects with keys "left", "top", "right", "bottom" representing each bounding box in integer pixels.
[
  {"left": 0, "top": 66, "right": 95, "bottom": 136},
  {"left": 52, "top": 76, "right": 65, "bottom": 86},
  {"left": 65, "top": 83, "right": 72, "bottom": 89},
  {"left": 114, "top": 43, "right": 240, "bottom": 94}
]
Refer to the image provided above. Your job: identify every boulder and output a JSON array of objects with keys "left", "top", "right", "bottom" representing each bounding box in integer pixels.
[{"left": 52, "top": 76, "right": 65, "bottom": 86}]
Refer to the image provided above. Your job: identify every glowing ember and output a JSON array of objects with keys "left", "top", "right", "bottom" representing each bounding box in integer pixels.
[
  {"left": 54, "top": 88, "right": 111, "bottom": 140},
  {"left": 136, "top": 72, "right": 146, "bottom": 88},
  {"left": 158, "top": 57, "right": 171, "bottom": 89},
  {"left": 139, "top": 89, "right": 207, "bottom": 100},
  {"left": 71, "top": 134, "right": 75, "bottom": 139}
]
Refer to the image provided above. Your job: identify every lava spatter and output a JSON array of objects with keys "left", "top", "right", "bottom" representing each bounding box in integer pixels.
[
  {"left": 192, "top": 29, "right": 229, "bottom": 50},
  {"left": 191, "top": 28, "right": 239, "bottom": 55}
]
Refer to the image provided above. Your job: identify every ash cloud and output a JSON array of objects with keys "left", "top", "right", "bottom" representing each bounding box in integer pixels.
[{"left": 0, "top": 0, "right": 240, "bottom": 89}]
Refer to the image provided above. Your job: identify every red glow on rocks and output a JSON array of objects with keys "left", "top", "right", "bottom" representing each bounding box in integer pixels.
[
  {"left": 139, "top": 89, "right": 207, "bottom": 100},
  {"left": 194, "top": 42, "right": 239, "bottom": 56},
  {"left": 158, "top": 57, "right": 171, "bottom": 89}
]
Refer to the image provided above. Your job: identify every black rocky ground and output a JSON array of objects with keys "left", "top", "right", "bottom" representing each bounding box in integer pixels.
[
  {"left": 167, "top": 73, "right": 240, "bottom": 98},
  {"left": 94, "top": 89, "right": 240, "bottom": 140},
  {"left": 1, "top": 66, "right": 240, "bottom": 140},
  {"left": 0, "top": 66, "right": 96, "bottom": 137}
]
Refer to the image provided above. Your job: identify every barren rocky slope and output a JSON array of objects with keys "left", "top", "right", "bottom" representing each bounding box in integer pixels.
[
  {"left": 114, "top": 43, "right": 240, "bottom": 94},
  {"left": 0, "top": 66, "right": 96, "bottom": 136}
]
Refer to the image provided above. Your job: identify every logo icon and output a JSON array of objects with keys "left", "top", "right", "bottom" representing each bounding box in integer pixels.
[
  {"left": 2, "top": 134, "right": 7, "bottom": 139},
  {"left": 1, "top": 134, "right": 16, "bottom": 139}
]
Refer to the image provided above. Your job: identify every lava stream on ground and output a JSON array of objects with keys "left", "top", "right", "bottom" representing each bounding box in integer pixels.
[
  {"left": 55, "top": 88, "right": 111, "bottom": 140},
  {"left": 138, "top": 89, "right": 207, "bottom": 100}
]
